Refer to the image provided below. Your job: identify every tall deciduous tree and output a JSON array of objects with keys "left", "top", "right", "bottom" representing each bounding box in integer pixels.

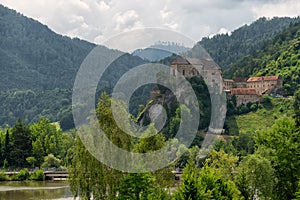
[
  {"left": 117, "top": 173, "right": 156, "bottom": 200},
  {"left": 174, "top": 160, "right": 241, "bottom": 200},
  {"left": 30, "top": 118, "right": 62, "bottom": 160},
  {"left": 198, "top": 165, "right": 241, "bottom": 200},
  {"left": 255, "top": 117, "right": 300, "bottom": 199},
  {"left": 134, "top": 123, "right": 174, "bottom": 188},
  {"left": 174, "top": 160, "right": 201, "bottom": 200},
  {"left": 205, "top": 149, "right": 239, "bottom": 181},
  {"left": 294, "top": 89, "right": 300, "bottom": 127},
  {"left": 235, "top": 154, "right": 275, "bottom": 200},
  {"left": 69, "top": 93, "right": 134, "bottom": 199}
]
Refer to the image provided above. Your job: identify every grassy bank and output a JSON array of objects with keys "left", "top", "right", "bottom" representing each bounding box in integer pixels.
[
  {"left": 0, "top": 169, "right": 45, "bottom": 181},
  {"left": 226, "top": 98, "right": 295, "bottom": 134}
]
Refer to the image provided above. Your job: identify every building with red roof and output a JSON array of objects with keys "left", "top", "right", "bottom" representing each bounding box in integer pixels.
[
  {"left": 247, "top": 75, "right": 283, "bottom": 95},
  {"left": 230, "top": 88, "right": 262, "bottom": 106}
]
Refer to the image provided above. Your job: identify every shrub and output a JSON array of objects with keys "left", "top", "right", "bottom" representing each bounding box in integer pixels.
[
  {"left": 15, "top": 169, "right": 30, "bottom": 181},
  {"left": 41, "top": 154, "right": 61, "bottom": 168},
  {"left": 0, "top": 172, "right": 9, "bottom": 181},
  {"left": 262, "top": 95, "right": 272, "bottom": 104},
  {"left": 30, "top": 169, "right": 45, "bottom": 181},
  {"left": 250, "top": 103, "right": 258, "bottom": 111}
]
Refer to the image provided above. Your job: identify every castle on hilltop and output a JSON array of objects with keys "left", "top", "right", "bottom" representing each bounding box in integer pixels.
[
  {"left": 170, "top": 57, "right": 223, "bottom": 90},
  {"left": 170, "top": 58, "right": 283, "bottom": 106}
]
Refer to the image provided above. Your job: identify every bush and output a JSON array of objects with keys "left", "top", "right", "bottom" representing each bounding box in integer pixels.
[
  {"left": 15, "top": 169, "right": 30, "bottom": 181},
  {"left": 262, "top": 95, "right": 272, "bottom": 104},
  {"left": 0, "top": 172, "right": 9, "bottom": 181},
  {"left": 41, "top": 154, "right": 61, "bottom": 168},
  {"left": 30, "top": 169, "right": 45, "bottom": 181},
  {"left": 250, "top": 103, "right": 258, "bottom": 111}
]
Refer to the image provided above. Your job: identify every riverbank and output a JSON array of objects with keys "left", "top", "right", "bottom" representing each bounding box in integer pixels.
[
  {"left": 0, "top": 169, "right": 45, "bottom": 181},
  {"left": 0, "top": 181, "right": 73, "bottom": 200}
]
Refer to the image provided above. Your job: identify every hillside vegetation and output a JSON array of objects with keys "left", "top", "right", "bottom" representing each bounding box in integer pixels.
[
  {"left": 0, "top": 4, "right": 96, "bottom": 90},
  {"left": 0, "top": 5, "right": 147, "bottom": 128},
  {"left": 224, "top": 21, "right": 300, "bottom": 96},
  {"left": 226, "top": 98, "right": 295, "bottom": 135},
  {"left": 199, "top": 17, "right": 300, "bottom": 69},
  {"left": 1, "top": 4, "right": 299, "bottom": 131}
]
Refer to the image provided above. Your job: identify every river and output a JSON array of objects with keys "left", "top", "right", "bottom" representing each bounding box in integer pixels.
[{"left": 0, "top": 181, "right": 76, "bottom": 200}]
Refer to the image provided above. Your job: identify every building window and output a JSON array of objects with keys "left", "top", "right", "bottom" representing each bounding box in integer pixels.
[
  {"left": 173, "top": 69, "right": 175, "bottom": 76},
  {"left": 182, "top": 70, "right": 185, "bottom": 76}
]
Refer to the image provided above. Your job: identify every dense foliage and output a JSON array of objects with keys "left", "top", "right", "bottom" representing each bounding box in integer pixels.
[
  {"left": 69, "top": 94, "right": 173, "bottom": 199},
  {"left": 199, "top": 17, "right": 300, "bottom": 70},
  {"left": 225, "top": 97, "right": 295, "bottom": 135},
  {"left": 0, "top": 5, "right": 149, "bottom": 128},
  {"left": 0, "top": 89, "right": 73, "bottom": 130},
  {"left": 0, "top": 4, "right": 95, "bottom": 90},
  {"left": 67, "top": 90, "right": 300, "bottom": 199},
  {"left": 1, "top": 5, "right": 300, "bottom": 131},
  {"left": 149, "top": 76, "right": 211, "bottom": 140},
  {"left": 0, "top": 118, "right": 75, "bottom": 169},
  {"left": 1, "top": 5, "right": 300, "bottom": 200},
  {"left": 224, "top": 21, "right": 300, "bottom": 95}
]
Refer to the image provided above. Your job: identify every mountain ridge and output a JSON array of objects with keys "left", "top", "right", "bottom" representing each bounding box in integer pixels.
[
  {"left": 223, "top": 21, "right": 300, "bottom": 96},
  {"left": 198, "top": 16, "right": 300, "bottom": 69},
  {"left": 0, "top": 4, "right": 147, "bottom": 129},
  {"left": 1, "top": 4, "right": 299, "bottom": 129}
]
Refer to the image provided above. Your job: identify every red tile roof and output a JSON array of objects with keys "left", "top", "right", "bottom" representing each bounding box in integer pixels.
[
  {"left": 247, "top": 75, "right": 279, "bottom": 82},
  {"left": 231, "top": 88, "right": 258, "bottom": 95},
  {"left": 233, "top": 77, "right": 248, "bottom": 82}
]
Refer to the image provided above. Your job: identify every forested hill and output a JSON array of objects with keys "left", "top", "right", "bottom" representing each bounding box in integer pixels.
[
  {"left": 224, "top": 21, "right": 300, "bottom": 96},
  {"left": 0, "top": 5, "right": 147, "bottom": 129},
  {"left": 199, "top": 17, "right": 300, "bottom": 70},
  {"left": 1, "top": 4, "right": 299, "bottom": 129},
  {"left": 0, "top": 4, "right": 98, "bottom": 90}
]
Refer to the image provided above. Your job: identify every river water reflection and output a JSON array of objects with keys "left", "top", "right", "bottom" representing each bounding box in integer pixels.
[{"left": 0, "top": 181, "right": 76, "bottom": 200}]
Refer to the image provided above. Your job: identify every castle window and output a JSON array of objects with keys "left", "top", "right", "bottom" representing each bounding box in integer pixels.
[
  {"left": 173, "top": 69, "right": 175, "bottom": 76},
  {"left": 182, "top": 70, "right": 185, "bottom": 76}
]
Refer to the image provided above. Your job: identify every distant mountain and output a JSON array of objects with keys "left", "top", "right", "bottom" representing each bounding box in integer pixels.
[
  {"left": 198, "top": 17, "right": 300, "bottom": 69},
  {"left": 132, "top": 43, "right": 190, "bottom": 61},
  {"left": 0, "top": 4, "right": 147, "bottom": 129},
  {"left": 224, "top": 21, "right": 300, "bottom": 96}
]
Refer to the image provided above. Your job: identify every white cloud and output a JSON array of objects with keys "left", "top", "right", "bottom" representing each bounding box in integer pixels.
[
  {"left": 114, "top": 10, "right": 143, "bottom": 31},
  {"left": 0, "top": 0, "right": 299, "bottom": 44},
  {"left": 97, "top": 1, "right": 110, "bottom": 11},
  {"left": 218, "top": 28, "right": 230, "bottom": 35},
  {"left": 252, "top": 0, "right": 300, "bottom": 18}
]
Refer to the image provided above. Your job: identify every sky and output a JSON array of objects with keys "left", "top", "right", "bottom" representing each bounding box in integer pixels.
[{"left": 0, "top": 0, "right": 300, "bottom": 45}]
